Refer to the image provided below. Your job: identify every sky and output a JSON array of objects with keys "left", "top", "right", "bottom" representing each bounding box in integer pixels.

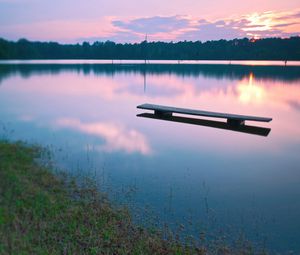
[{"left": 0, "top": 0, "right": 299, "bottom": 43}]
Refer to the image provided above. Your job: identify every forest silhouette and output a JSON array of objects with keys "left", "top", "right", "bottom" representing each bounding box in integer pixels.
[{"left": 0, "top": 37, "right": 299, "bottom": 60}]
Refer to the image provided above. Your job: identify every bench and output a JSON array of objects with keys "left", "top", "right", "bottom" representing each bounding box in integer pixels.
[{"left": 137, "top": 103, "right": 272, "bottom": 127}]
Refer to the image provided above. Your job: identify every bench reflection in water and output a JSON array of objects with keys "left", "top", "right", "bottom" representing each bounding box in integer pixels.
[{"left": 137, "top": 104, "right": 272, "bottom": 137}]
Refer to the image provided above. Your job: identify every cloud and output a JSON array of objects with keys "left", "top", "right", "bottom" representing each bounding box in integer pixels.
[
  {"left": 177, "top": 10, "right": 300, "bottom": 41},
  {"left": 274, "top": 11, "right": 300, "bottom": 21},
  {"left": 273, "top": 23, "right": 298, "bottom": 28},
  {"left": 113, "top": 16, "right": 191, "bottom": 34},
  {"left": 177, "top": 19, "right": 247, "bottom": 41},
  {"left": 106, "top": 10, "right": 300, "bottom": 42},
  {"left": 56, "top": 118, "right": 151, "bottom": 155},
  {"left": 107, "top": 15, "right": 195, "bottom": 41},
  {"left": 288, "top": 11, "right": 300, "bottom": 19},
  {"left": 1, "top": 9, "right": 299, "bottom": 43}
]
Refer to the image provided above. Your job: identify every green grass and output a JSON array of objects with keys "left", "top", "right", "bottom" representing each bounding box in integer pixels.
[{"left": 0, "top": 140, "right": 264, "bottom": 255}]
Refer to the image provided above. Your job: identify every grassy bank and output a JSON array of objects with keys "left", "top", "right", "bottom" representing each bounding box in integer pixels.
[{"left": 0, "top": 140, "right": 261, "bottom": 255}]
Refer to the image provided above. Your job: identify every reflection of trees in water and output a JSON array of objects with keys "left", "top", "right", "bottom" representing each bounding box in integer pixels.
[{"left": 0, "top": 64, "right": 300, "bottom": 84}]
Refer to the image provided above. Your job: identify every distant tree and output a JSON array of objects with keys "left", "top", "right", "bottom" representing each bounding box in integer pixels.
[{"left": 0, "top": 37, "right": 299, "bottom": 60}]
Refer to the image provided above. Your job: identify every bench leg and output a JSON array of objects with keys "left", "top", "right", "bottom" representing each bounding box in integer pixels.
[
  {"left": 154, "top": 110, "right": 173, "bottom": 117},
  {"left": 227, "top": 119, "right": 245, "bottom": 127}
]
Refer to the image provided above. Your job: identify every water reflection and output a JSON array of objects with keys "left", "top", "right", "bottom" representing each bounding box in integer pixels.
[
  {"left": 0, "top": 62, "right": 300, "bottom": 253},
  {"left": 237, "top": 72, "right": 264, "bottom": 104},
  {"left": 56, "top": 118, "right": 151, "bottom": 154},
  {"left": 1, "top": 63, "right": 300, "bottom": 84},
  {"left": 1, "top": 63, "right": 299, "bottom": 151},
  {"left": 137, "top": 113, "right": 271, "bottom": 136}
]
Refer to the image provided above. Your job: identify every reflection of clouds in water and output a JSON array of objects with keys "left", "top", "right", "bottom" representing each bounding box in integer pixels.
[
  {"left": 288, "top": 101, "right": 300, "bottom": 112},
  {"left": 2, "top": 67, "right": 300, "bottom": 150},
  {"left": 19, "top": 114, "right": 34, "bottom": 122},
  {"left": 56, "top": 118, "right": 151, "bottom": 155},
  {"left": 145, "top": 75, "right": 194, "bottom": 97}
]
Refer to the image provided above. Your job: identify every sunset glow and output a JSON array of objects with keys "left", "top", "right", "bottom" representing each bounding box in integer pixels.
[
  {"left": 0, "top": 1, "right": 299, "bottom": 43},
  {"left": 1, "top": 0, "right": 300, "bottom": 253},
  {"left": 237, "top": 73, "right": 265, "bottom": 104},
  {"left": 242, "top": 10, "right": 300, "bottom": 38}
]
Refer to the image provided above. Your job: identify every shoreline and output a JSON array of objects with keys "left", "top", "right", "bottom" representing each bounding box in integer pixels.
[
  {"left": 1, "top": 59, "right": 300, "bottom": 67},
  {"left": 0, "top": 140, "right": 264, "bottom": 254}
]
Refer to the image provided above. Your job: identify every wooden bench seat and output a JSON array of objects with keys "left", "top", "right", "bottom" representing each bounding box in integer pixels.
[{"left": 137, "top": 103, "right": 272, "bottom": 126}]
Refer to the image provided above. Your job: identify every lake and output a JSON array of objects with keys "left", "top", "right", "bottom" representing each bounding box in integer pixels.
[{"left": 0, "top": 61, "right": 300, "bottom": 253}]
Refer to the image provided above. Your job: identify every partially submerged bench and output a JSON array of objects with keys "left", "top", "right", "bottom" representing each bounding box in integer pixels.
[{"left": 137, "top": 103, "right": 272, "bottom": 127}]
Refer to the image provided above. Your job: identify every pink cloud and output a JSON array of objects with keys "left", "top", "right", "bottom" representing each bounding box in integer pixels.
[
  {"left": 56, "top": 118, "right": 151, "bottom": 155},
  {"left": 1, "top": 9, "right": 299, "bottom": 43},
  {"left": 108, "top": 10, "right": 300, "bottom": 42}
]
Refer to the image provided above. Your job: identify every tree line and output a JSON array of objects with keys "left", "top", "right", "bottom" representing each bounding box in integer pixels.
[{"left": 0, "top": 37, "right": 299, "bottom": 60}]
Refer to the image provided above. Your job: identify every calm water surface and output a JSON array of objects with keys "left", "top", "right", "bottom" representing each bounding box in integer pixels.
[{"left": 0, "top": 62, "right": 300, "bottom": 253}]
